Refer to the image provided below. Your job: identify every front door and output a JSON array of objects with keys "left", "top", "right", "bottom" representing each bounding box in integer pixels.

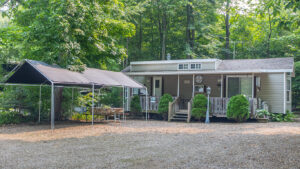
[{"left": 152, "top": 76, "right": 162, "bottom": 97}]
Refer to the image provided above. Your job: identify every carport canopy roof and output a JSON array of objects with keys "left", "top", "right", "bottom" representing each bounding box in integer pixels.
[{"left": 4, "top": 59, "right": 145, "bottom": 89}]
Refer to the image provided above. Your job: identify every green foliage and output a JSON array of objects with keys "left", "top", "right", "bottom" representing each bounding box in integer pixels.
[
  {"left": 77, "top": 92, "right": 98, "bottom": 114},
  {"left": 192, "top": 94, "right": 208, "bottom": 120},
  {"left": 270, "top": 111, "right": 296, "bottom": 122},
  {"left": 292, "top": 61, "right": 300, "bottom": 108},
  {"left": 158, "top": 94, "right": 173, "bottom": 114},
  {"left": 256, "top": 109, "right": 271, "bottom": 118},
  {"left": 71, "top": 113, "right": 93, "bottom": 121},
  {"left": 0, "top": 111, "right": 22, "bottom": 125},
  {"left": 130, "top": 95, "right": 141, "bottom": 113},
  {"left": 100, "top": 88, "right": 122, "bottom": 108},
  {"left": 227, "top": 95, "right": 250, "bottom": 122},
  {"left": 1, "top": 0, "right": 135, "bottom": 69}
]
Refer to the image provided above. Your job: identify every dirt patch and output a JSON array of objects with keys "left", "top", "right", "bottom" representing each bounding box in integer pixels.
[{"left": 0, "top": 120, "right": 299, "bottom": 169}]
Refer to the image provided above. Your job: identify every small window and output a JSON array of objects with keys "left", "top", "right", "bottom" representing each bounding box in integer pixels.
[
  {"left": 178, "top": 64, "right": 188, "bottom": 70},
  {"left": 286, "top": 79, "right": 291, "bottom": 91},
  {"left": 190, "top": 63, "right": 201, "bottom": 70},
  {"left": 286, "top": 79, "right": 291, "bottom": 102}
]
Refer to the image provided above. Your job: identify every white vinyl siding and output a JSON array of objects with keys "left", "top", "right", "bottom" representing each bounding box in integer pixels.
[
  {"left": 256, "top": 73, "right": 285, "bottom": 113},
  {"left": 131, "top": 62, "right": 216, "bottom": 72}
]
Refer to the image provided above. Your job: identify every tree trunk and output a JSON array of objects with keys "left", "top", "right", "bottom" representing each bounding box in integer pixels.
[
  {"left": 138, "top": 14, "right": 143, "bottom": 57},
  {"left": 161, "top": 11, "right": 167, "bottom": 60},
  {"left": 54, "top": 87, "right": 63, "bottom": 120},
  {"left": 186, "top": 1, "right": 195, "bottom": 59},
  {"left": 267, "top": 7, "right": 272, "bottom": 58},
  {"left": 225, "top": 0, "right": 230, "bottom": 59}
]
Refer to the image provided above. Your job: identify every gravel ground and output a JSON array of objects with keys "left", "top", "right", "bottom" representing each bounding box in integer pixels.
[{"left": 0, "top": 120, "right": 299, "bottom": 169}]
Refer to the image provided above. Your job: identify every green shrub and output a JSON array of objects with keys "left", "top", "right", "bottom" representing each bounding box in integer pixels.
[
  {"left": 71, "top": 113, "right": 93, "bottom": 121},
  {"left": 192, "top": 94, "right": 208, "bottom": 120},
  {"left": 130, "top": 95, "right": 142, "bottom": 113},
  {"left": 227, "top": 95, "right": 249, "bottom": 122},
  {"left": 270, "top": 111, "right": 296, "bottom": 122},
  {"left": 158, "top": 94, "right": 173, "bottom": 120},
  {"left": 0, "top": 111, "right": 22, "bottom": 125},
  {"left": 256, "top": 109, "right": 270, "bottom": 118}
]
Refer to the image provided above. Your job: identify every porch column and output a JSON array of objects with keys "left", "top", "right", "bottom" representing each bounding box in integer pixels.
[
  {"left": 192, "top": 74, "right": 195, "bottom": 97},
  {"left": 283, "top": 72, "right": 286, "bottom": 113},
  {"left": 177, "top": 74, "right": 180, "bottom": 97},
  {"left": 221, "top": 74, "right": 223, "bottom": 98},
  {"left": 252, "top": 73, "right": 254, "bottom": 99}
]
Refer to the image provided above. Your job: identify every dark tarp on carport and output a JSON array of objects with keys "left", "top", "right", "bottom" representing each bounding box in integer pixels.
[{"left": 4, "top": 59, "right": 146, "bottom": 129}]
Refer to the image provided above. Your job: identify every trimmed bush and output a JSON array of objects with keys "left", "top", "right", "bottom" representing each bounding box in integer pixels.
[
  {"left": 158, "top": 94, "right": 173, "bottom": 120},
  {"left": 130, "top": 95, "right": 142, "bottom": 114},
  {"left": 227, "top": 95, "right": 249, "bottom": 122},
  {"left": 192, "top": 94, "right": 208, "bottom": 120}
]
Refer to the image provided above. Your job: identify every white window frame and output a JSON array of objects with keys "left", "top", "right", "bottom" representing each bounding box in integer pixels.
[
  {"left": 190, "top": 63, "right": 202, "bottom": 70},
  {"left": 178, "top": 63, "right": 189, "bottom": 70},
  {"left": 286, "top": 78, "right": 291, "bottom": 103}
]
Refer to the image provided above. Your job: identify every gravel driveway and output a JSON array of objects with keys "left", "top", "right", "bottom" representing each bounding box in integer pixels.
[{"left": 0, "top": 120, "right": 299, "bottom": 169}]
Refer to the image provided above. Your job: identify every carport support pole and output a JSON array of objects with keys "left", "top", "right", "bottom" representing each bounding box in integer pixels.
[
  {"left": 92, "top": 84, "right": 95, "bottom": 125},
  {"left": 51, "top": 83, "right": 55, "bottom": 130},
  {"left": 123, "top": 86, "right": 125, "bottom": 121},
  {"left": 146, "top": 88, "right": 148, "bottom": 121},
  {"left": 38, "top": 85, "right": 42, "bottom": 123}
]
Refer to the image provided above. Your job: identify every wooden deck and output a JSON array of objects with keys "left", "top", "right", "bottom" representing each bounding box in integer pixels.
[{"left": 140, "top": 96, "right": 260, "bottom": 121}]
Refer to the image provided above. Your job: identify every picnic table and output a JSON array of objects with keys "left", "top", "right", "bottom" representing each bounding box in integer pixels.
[{"left": 77, "top": 107, "right": 128, "bottom": 122}]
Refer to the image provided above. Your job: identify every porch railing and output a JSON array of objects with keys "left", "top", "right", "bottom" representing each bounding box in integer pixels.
[
  {"left": 168, "top": 97, "right": 179, "bottom": 121},
  {"left": 209, "top": 97, "right": 258, "bottom": 117},
  {"left": 140, "top": 96, "right": 259, "bottom": 118},
  {"left": 187, "top": 98, "right": 193, "bottom": 123},
  {"left": 140, "top": 96, "right": 177, "bottom": 112}
]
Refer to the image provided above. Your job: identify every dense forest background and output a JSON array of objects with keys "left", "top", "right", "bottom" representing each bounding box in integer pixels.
[{"left": 0, "top": 0, "right": 299, "bottom": 115}]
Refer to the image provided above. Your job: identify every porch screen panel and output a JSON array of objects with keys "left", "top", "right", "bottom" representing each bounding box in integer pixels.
[
  {"left": 228, "top": 77, "right": 240, "bottom": 97},
  {"left": 228, "top": 76, "right": 252, "bottom": 98},
  {"left": 240, "top": 77, "right": 252, "bottom": 98}
]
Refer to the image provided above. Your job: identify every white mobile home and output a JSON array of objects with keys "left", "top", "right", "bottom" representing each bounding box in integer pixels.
[{"left": 123, "top": 57, "right": 294, "bottom": 121}]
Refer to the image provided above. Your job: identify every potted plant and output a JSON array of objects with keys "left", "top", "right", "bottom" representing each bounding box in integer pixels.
[{"left": 256, "top": 109, "right": 270, "bottom": 123}]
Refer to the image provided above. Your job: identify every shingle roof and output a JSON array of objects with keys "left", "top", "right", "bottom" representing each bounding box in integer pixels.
[{"left": 217, "top": 57, "right": 294, "bottom": 71}]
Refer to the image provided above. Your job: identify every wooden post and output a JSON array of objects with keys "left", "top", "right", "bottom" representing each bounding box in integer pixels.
[
  {"left": 221, "top": 74, "right": 223, "bottom": 98},
  {"left": 168, "top": 102, "right": 172, "bottom": 122},
  {"left": 192, "top": 74, "right": 195, "bottom": 97},
  {"left": 187, "top": 101, "right": 191, "bottom": 123},
  {"left": 177, "top": 74, "right": 180, "bottom": 97}
]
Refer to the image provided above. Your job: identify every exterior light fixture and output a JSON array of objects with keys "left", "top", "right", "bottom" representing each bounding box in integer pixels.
[{"left": 205, "top": 86, "right": 211, "bottom": 123}]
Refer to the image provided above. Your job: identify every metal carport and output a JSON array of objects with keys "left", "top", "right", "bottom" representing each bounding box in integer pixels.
[{"left": 2, "top": 59, "right": 148, "bottom": 129}]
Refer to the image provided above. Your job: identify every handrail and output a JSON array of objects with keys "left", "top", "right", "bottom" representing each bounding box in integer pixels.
[
  {"left": 187, "top": 97, "right": 194, "bottom": 123},
  {"left": 168, "top": 97, "right": 179, "bottom": 121}
]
